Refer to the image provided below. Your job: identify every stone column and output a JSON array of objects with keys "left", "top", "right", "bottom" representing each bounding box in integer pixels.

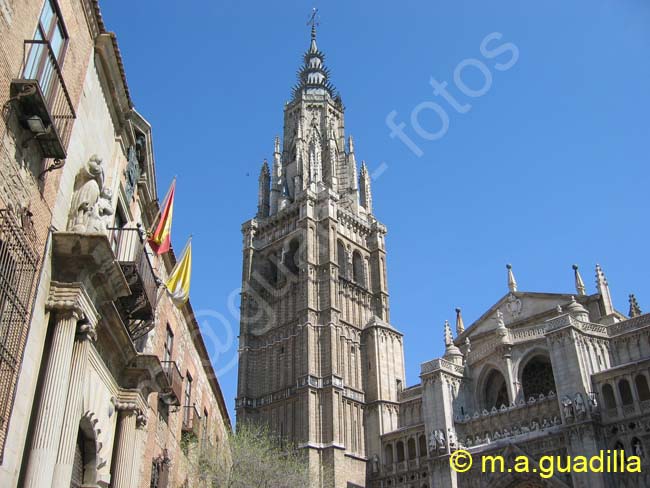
[
  {"left": 111, "top": 403, "right": 147, "bottom": 488},
  {"left": 51, "top": 321, "right": 97, "bottom": 487},
  {"left": 502, "top": 347, "right": 518, "bottom": 404},
  {"left": 23, "top": 282, "right": 97, "bottom": 488}
]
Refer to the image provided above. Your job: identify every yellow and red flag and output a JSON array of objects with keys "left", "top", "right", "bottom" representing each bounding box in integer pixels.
[
  {"left": 148, "top": 179, "right": 175, "bottom": 255},
  {"left": 165, "top": 237, "right": 192, "bottom": 308}
]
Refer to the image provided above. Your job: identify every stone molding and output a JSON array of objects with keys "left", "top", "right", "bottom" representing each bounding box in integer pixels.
[{"left": 46, "top": 281, "right": 100, "bottom": 328}]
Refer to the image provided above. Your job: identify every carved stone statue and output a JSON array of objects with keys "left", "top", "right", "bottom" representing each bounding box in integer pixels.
[
  {"left": 530, "top": 419, "right": 539, "bottom": 431},
  {"left": 447, "top": 428, "right": 457, "bottom": 449},
  {"left": 87, "top": 188, "right": 113, "bottom": 233},
  {"left": 633, "top": 439, "right": 644, "bottom": 458},
  {"left": 68, "top": 155, "right": 105, "bottom": 232},
  {"left": 562, "top": 396, "right": 574, "bottom": 419},
  {"left": 574, "top": 392, "right": 587, "bottom": 418},
  {"left": 434, "top": 429, "right": 446, "bottom": 451},
  {"left": 371, "top": 454, "right": 379, "bottom": 473},
  {"left": 495, "top": 309, "right": 506, "bottom": 328}
]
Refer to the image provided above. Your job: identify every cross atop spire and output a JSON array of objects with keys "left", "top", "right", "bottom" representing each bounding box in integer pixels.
[
  {"left": 307, "top": 8, "right": 320, "bottom": 31},
  {"left": 292, "top": 10, "right": 338, "bottom": 100}
]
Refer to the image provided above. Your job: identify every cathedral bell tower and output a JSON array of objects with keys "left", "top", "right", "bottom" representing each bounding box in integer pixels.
[{"left": 236, "top": 23, "right": 406, "bottom": 488}]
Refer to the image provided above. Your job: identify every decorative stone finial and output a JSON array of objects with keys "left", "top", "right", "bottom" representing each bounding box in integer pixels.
[
  {"left": 629, "top": 294, "right": 642, "bottom": 318},
  {"left": 595, "top": 264, "right": 614, "bottom": 316},
  {"left": 455, "top": 307, "right": 465, "bottom": 335},
  {"left": 572, "top": 264, "right": 586, "bottom": 296},
  {"left": 274, "top": 136, "right": 281, "bottom": 154},
  {"left": 359, "top": 162, "right": 372, "bottom": 214},
  {"left": 566, "top": 296, "right": 589, "bottom": 320},
  {"left": 292, "top": 12, "right": 337, "bottom": 100},
  {"left": 444, "top": 320, "right": 453, "bottom": 347},
  {"left": 348, "top": 135, "right": 355, "bottom": 154},
  {"left": 506, "top": 264, "right": 517, "bottom": 293},
  {"left": 443, "top": 320, "right": 463, "bottom": 363}
]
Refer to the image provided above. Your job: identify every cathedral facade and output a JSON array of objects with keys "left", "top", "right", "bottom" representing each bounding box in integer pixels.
[{"left": 236, "top": 27, "right": 650, "bottom": 488}]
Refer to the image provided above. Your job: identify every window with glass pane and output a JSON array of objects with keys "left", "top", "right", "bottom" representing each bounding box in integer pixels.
[
  {"left": 24, "top": 0, "right": 68, "bottom": 99},
  {"left": 183, "top": 373, "right": 192, "bottom": 425},
  {"left": 163, "top": 325, "right": 173, "bottom": 363}
]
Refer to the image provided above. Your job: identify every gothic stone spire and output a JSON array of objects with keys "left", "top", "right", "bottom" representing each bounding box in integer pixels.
[
  {"left": 257, "top": 160, "right": 270, "bottom": 218},
  {"left": 292, "top": 20, "right": 337, "bottom": 100},
  {"left": 506, "top": 264, "right": 517, "bottom": 293},
  {"left": 455, "top": 307, "right": 465, "bottom": 335},
  {"left": 359, "top": 162, "right": 372, "bottom": 214},
  {"left": 629, "top": 294, "right": 642, "bottom": 318},
  {"left": 573, "top": 264, "right": 586, "bottom": 296},
  {"left": 595, "top": 264, "right": 614, "bottom": 316}
]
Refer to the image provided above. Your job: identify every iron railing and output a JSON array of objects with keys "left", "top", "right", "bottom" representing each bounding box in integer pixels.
[
  {"left": 0, "top": 209, "right": 39, "bottom": 460},
  {"left": 182, "top": 404, "right": 201, "bottom": 437},
  {"left": 11, "top": 39, "right": 76, "bottom": 159},
  {"left": 110, "top": 227, "right": 158, "bottom": 334},
  {"left": 160, "top": 361, "right": 183, "bottom": 406}
]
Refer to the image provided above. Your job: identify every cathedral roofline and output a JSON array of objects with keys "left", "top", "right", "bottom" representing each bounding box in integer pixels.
[{"left": 454, "top": 291, "right": 599, "bottom": 344}]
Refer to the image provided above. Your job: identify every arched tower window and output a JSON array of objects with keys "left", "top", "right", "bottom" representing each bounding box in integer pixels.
[
  {"left": 602, "top": 384, "right": 616, "bottom": 410},
  {"left": 352, "top": 250, "right": 365, "bottom": 286},
  {"left": 418, "top": 435, "right": 427, "bottom": 457},
  {"left": 407, "top": 438, "right": 416, "bottom": 460},
  {"left": 384, "top": 444, "right": 393, "bottom": 465},
  {"left": 285, "top": 238, "right": 300, "bottom": 274},
  {"left": 396, "top": 441, "right": 405, "bottom": 462},
  {"left": 337, "top": 240, "right": 346, "bottom": 279},
  {"left": 482, "top": 369, "right": 509, "bottom": 410},
  {"left": 635, "top": 375, "right": 650, "bottom": 401},
  {"left": 619, "top": 379, "right": 633, "bottom": 405},
  {"left": 521, "top": 355, "right": 556, "bottom": 399}
]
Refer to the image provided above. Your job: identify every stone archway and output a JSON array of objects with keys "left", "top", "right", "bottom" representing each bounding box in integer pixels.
[
  {"left": 520, "top": 354, "right": 556, "bottom": 400},
  {"left": 481, "top": 368, "right": 509, "bottom": 409}
]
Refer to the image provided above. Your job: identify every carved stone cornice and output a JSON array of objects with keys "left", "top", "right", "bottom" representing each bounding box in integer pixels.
[
  {"left": 110, "top": 395, "right": 148, "bottom": 429},
  {"left": 46, "top": 281, "right": 100, "bottom": 328},
  {"left": 51, "top": 232, "right": 130, "bottom": 305},
  {"left": 76, "top": 321, "right": 98, "bottom": 342}
]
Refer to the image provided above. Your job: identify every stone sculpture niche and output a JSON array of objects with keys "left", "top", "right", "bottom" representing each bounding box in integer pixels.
[{"left": 67, "top": 155, "right": 113, "bottom": 233}]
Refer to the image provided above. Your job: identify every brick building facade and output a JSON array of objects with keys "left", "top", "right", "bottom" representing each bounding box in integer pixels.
[{"left": 0, "top": 1, "right": 230, "bottom": 487}]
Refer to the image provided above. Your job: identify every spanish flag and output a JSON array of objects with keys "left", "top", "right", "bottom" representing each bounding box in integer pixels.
[
  {"left": 148, "top": 179, "right": 175, "bottom": 254},
  {"left": 165, "top": 238, "right": 192, "bottom": 308}
]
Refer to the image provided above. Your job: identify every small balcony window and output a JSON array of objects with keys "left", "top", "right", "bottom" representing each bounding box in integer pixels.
[
  {"left": 10, "top": 0, "right": 75, "bottom": 161},
  {"left": 24, "top": 0, "right": 68, "bottom": 98}
]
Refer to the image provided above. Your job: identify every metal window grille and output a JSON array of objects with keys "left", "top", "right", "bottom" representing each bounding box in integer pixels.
[{"left": 0, "top": 209, "right": 39, "bottom": 460}]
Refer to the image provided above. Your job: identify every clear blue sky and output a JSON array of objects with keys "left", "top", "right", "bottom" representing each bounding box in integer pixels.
[{"left": 101, "top": 0, "right": 650, "bottom": 421}]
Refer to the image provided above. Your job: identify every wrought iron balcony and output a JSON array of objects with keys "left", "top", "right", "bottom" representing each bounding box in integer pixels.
[
  {"left": 110, "top": 227, "right": 159, "bottom": 341},
  {"left": 10, "top": 40, "right": 76, "bottom": 160},
  {"left": 160, "top": 360, "right": 183, "bottom": 406},
  {"left": 182, "top": 404, "right": 202, "bottom": 438}
]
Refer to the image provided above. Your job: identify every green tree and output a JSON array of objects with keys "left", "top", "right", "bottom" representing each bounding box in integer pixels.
[{"left": 186, "top": 423, "right": 311, "bottom": 488}]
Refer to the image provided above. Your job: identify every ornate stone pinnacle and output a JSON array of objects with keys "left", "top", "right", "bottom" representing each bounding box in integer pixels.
[
  {"left": 572, "top": 264, "right": 586, "bottom": 296},
  {"left": 629, "top": 294, "right": 642, "bottom": 318},
  {"left": 455, "top": 308, "right": 465, "bottom": 335},
  {"left": 506, "top": 264, "right": 517, "bottom": 293}
]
